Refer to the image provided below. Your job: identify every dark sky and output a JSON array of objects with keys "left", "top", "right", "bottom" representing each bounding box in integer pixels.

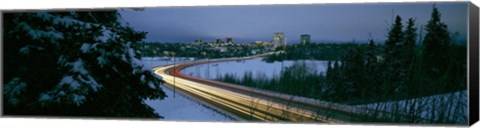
[{"left": 119, "top": 2, "right": 468, "bottom": 44}]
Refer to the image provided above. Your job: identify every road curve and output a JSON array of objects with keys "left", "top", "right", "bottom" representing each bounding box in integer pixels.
[{"left": 153, "top": 52, "right": 372, "bottom": 122}]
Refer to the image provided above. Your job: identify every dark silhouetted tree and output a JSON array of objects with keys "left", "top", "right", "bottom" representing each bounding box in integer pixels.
[
  {"left": 422, "top": 5, "right": 451, "bottom": 75},
  {"left": 401, "top": 17, "right": 418, "bottom": 79},
  {"left": 404, "top": 18, "right": 417, "bottom": 53},
  {"left": 385, "top": 15, "right": 404, "bottom": 63}
]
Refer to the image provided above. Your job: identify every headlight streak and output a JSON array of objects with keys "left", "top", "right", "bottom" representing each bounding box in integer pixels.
[{"left": 153, "top": 52, "right": 349, "bottom": 123}]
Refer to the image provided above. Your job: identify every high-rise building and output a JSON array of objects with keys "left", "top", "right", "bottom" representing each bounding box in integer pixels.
[
  {"left": 300, "top": 34, "right": 311, "bottom": 45},
  {"left": 226, "top": 37, "right": 233, "bottom": 44},
  {"left": 195, "top": 39, "right": 203, "bottom": 45},
  {"left": 273, "top": 32, "right": 285, "bottom": 48}
]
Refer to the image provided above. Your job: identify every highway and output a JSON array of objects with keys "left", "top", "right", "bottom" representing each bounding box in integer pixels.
[{"left": 152, "top": 52, "right": 376, "bottom": 122}]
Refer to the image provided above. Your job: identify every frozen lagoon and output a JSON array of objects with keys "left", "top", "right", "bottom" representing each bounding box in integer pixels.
[{"left": 180, "top": 58, "right": 330, "bottom": 80}]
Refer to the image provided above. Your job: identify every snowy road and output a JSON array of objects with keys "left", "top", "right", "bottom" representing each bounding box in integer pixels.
[
  {"left": 141, "top": 57, "right": 235, "bottom": 121},
  {"left": 144, "top": 85, "right": 235, "bottom": 121},
  {"left": 152, "top": 52, "right": 370, "bottom": 123}
]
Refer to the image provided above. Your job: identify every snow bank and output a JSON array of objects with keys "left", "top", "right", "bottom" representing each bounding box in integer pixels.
[
  {"left": 355, "top": 90, "right": 468, "bottom": 124},
  {"left": 140, "top": 57, "right": 234, "bottom": 121},
  {"left": 144, "top": 85, "right": 234, "bottom": 121}
]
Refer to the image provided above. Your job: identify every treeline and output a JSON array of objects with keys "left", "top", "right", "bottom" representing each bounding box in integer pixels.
[
  {"left": 263, "top": 43, "right": 368, "bottom": 62},
  {"left": 216, "top": 6, "right": 466, "bottom": 105},
  {"left": 208, "top": 5, "right": 467, "bottom": 123},
  {"left": 215, "top": 61, "right": 325, "bottom": 99},
  {"left": 322, "top": 6, "right": 467, "bottom": 104},
  {"left": 134, "top": 42, "right": 271, "bottom": 58}
]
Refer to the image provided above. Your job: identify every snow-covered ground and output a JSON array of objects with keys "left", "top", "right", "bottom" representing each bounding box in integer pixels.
[
  {"left": 144, "top": 85, "right": 234, "bottom": 121},
  {"left": 180, "top": 58, "right": 329, "bottom": 80},
  {"left": 140, "top": 57, "right": 234, "bottom": 121},
  {"left": 141, "top": 57, "right": 329, "bottom": 121},
  {"left": 141, "top": 56, "right": 468, "bottom": 124},
  {"left": 355, "top": 90, "right": 468, "bottom": 124}
]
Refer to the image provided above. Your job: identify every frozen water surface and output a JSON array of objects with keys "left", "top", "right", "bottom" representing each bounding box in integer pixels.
[{"left": 181, "top": 58, "right": 330, "bottom": 80}]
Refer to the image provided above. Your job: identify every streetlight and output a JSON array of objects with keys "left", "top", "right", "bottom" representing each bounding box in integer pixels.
[
  {"left": 172, "top": 52, "right": 176, "bottom": 98},
  {"left": 207, "top": 52, "right": 210, "bottom": 79}
]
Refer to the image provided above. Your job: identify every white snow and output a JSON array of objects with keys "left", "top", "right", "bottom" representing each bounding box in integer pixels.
[
  {"left": 57, "top": 55, "right": 67, "bottom": 65},
  {"left": 17, "top": 21, "right": 64, "bottom": 41},
  {"left": 19, "top": 46, "right": 30, "bottom": 54},
  {"left": 53, "top": 74, "right": 100, "bottom": 105},
  {"left": 77, "top": 75, "right": 101, "bottom": 91},
  {"left": 355, "top": 90, "right": 468, "bottom": 124},
  {"left": 96, "top": 56, "right": 108, "bottom": 67},
  {"left": 71, "top": 94, "right": 86, "bottom": 106},
  {"left": 80, "top": 43, "right": 91, "bottom": 53},
  {"left": 181, "top": 58, "right": 329, "bottom": 80},
  {"left": 58, "top": 76, "right": 81, "bottom": 89},
  {"left": 38, "top": 93, "right": 52, "bottom": 102},
  {"left": 140, "top": 57, "right": 234, "bottom": 121},
  {"left": 147, "top": 82, "right": 157, "bottom": 89},
  {"left": 18, "top": 45, "right": 45, "bottom": 55},
  {"left": 54, "top": 57, "right": 101, "bottom": 104},
  {"left": 70, "top": 59, "right": 88, "bottom": 75},
  {"left": 127, "top": 45, "right": 148, "bottom": 74},
  {"left": 37, "top": 12, "right": 93, "bottom": 29},
  {"left": 4, "top": 78, "right": 27, "bottom": 95},
  {"left": 144, "top": 85, "right": 234, "bottom": 121},
  {"left": 3, "top": 77, "right": 27, "bottom": 105},
  {"left": 98, "top": 29, "right": 111, "bottom": 42},
  {"left": 57, "top": 91, "right": 66, "bottom": 96},
  {"left": 140, "top": 75, "right": 146, "bottom": 82},
  {"left": 140, "top": 56, "right": 468, "bottom": 123}
]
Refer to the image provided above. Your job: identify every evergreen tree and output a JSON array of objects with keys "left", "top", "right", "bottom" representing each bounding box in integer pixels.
[
  {"left": 326, "top": 60, "right": 333, "bottom": 80},
  {"left": 383, "top": 15, "right": 405, "bottom": 94},
  {"left": 366, "top": 36, "right": 377, "bottom": 69},
  {"left": 3, "top": 11, "right": 166, "bottom": 118},
  {"left": 403, "top": 18, "right": 417, "bottom": 64},
  {"left": 422, "top": 5, "right": 451, "bottom": 74},
  {"left": 401, "top": 18, "right": 417, "bottom": 81},
  {"left": 404, "top": 18, "right": 417, "bottom": 51},
  {"left": 343, "top": 46, "right": 365, "bottom": 101},
  {"left": 385, "top": 15, "right": 404, "bottom": 63},
  {"left": 365, "top": 37, "right": 380, "bottom": 101}
]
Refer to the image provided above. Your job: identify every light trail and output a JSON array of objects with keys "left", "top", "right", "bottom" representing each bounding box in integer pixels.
[{"left": 152, "top": 52, "right": 380, "bottom": 122}]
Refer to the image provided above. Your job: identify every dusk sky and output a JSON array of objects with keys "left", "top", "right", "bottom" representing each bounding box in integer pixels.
[{"left": 119, "top": 2, "right": 468, "bottom": 44}]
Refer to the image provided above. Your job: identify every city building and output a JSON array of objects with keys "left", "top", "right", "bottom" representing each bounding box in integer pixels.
[
  {"left": 215, "top": 38, "right": 224, "bottom": 46},
  {"left": 213, "top": 47, "right": 227, "bottom": 52},
  {"left": 194, "top": 39, "right": 203, "bottom": 45},
  {"left": 226, "top": 37, "right": 233, "bottom": 45},
  {"left": 300, "top": 34, "right": 311, "bottom": 45},
  {"left": 255, "top": 41, "right": 272, "bottom": 46},
  {"left": 273, "top": 32, "right": 285, "bottom": 48}
]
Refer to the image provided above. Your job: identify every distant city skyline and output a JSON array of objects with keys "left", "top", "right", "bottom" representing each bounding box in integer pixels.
[{"left": 119, "top": 2, "right": 468, "bottom": 44}]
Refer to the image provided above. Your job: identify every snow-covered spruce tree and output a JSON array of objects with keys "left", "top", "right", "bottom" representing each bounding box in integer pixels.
[{"left": 3, "top": 10, "right": 166, "bottom": 118}]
